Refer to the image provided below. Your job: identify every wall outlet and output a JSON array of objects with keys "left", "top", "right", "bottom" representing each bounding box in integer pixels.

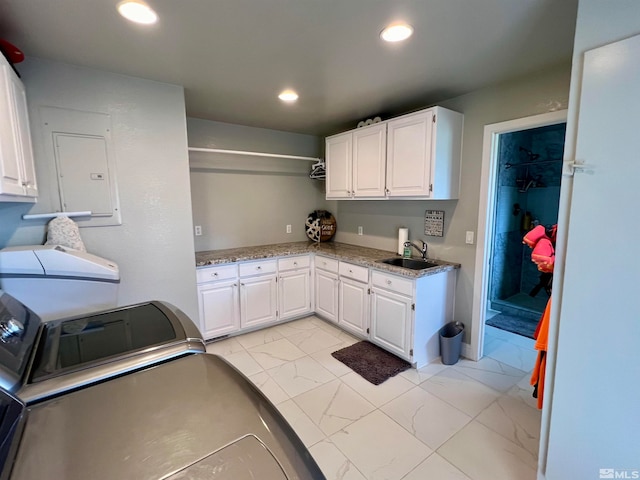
[
  {"left": 195, "top": 225, "right": 202, "bottom": 236},
  {"left": 286, "top": 224, "right": 292, "bottom": 234},
  {"left": 465, "top": 231, "right": 474, "bottom": 244},
  {"left": 358, "top": 226, "right": 363, "bottom": 236}
]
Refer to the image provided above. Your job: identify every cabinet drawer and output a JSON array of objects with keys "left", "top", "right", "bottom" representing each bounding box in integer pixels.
[
  {"left": 339, "top": 262, "right": 369, "bottom": 283},
  {"left": 196, "top": 264, "right": 238, "bottom": 283},
  {"left": 315, "top": 256, "right": 339, "bottom": 273},
  {"left": 371, "top": 270, "right": 413, "bottom": 296},
  {"left": 239, "top": 259, "right": 277, "bottom": 277},
  {"left": 278, "top": 255, "right": 310, "bottom": 271}
]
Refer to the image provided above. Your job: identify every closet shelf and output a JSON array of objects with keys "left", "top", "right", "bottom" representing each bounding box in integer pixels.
[{"left": 188, "top": 147, "right": 321, "bottom": 162}]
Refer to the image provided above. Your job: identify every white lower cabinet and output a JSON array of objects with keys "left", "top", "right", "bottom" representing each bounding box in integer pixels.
[
  {"left": 240, "top": 260, "right": 278, "bottom": 329},
  {"left": 278, "top": 256, "right": 311, "bottom": 320},
  {"left": 339, "top": 276, "right": 369, "bottom": 336},
  {"left": 315, "top": 267, "right": 339, "bottom": 323},
  {"left": 196, "top": 264, "right": 240, "bottom": 339},
  {"left": 371, "top": 288, "right": 412, "bottom": 359}
]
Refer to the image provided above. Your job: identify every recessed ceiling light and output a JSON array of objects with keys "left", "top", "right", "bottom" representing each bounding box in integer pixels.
[
  {"left": 380, "top": 23, "right": 413, "bottom": 42},
  {"left": 278, "top": 90, "right": 299, "bottom": 103},
  {"left": 117, "top": 0, "right": 158, "bottom": 25}
]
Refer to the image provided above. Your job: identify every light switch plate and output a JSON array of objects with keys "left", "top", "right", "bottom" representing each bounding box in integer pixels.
[{"left": 465, "top": 231, "right": 474, "bottom": 244}]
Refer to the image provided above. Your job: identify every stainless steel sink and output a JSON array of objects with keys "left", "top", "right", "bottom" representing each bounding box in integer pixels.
[{"left": 379, "top": 258, "right": 440, "bottom": 270}]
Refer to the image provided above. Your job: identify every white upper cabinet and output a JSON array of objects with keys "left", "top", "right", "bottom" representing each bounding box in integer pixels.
[
  {"left": 326, "top": 123, "right": 386, "bottom": 199},
  {"left": 325, "top": 106, "right": 462, "bottom": 200},
  {"left": 387, "top": 107, "right": 463, "bottom": 199},
  {"left": 0, "top": 55, "right": 37, "bottom": 201}
]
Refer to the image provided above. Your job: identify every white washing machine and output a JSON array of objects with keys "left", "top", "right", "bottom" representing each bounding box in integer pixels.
[{"left": 0, "top": 245, "right": 119, "bottom": 321}]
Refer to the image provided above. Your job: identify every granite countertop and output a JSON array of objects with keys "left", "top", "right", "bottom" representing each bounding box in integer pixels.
[{"left": 196, "top": 241, "right": 460, "bottom": 278}]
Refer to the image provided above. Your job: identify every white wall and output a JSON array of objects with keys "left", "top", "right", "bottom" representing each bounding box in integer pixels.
[
  {"left": 541, "top": 1, "right": 640, "bottom": 478},
  {"left": 188, "top": 118, "right": 335, "bottom": 251},
  {"left": 333, "top": 64, "right": 572, "bottom": 343},
  {"left": 0, "top": 58, "right": 199, "bottom": 321}
]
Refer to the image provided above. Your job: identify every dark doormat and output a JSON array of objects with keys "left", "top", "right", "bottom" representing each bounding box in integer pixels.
[
  {"left": 331, "top": 341, "right": 411, "bottom": 385},
  {"left": 486, "top": 313, "right": 537, "bottom": 339}
]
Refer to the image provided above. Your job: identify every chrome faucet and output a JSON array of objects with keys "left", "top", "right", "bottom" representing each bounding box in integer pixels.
[{"left": 404, "top": 240, "right": 428, "bottom": 260}]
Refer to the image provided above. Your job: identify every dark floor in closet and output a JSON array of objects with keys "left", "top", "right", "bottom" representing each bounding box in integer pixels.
[{"left": 486, "top": 313, "right": 538, "bottom": 339}]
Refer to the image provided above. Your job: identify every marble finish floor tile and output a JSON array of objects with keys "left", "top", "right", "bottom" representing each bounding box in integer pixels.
[
  {"left": 276, "top": 399, "right": 325, "bottom": 447},
  {"left": 275, "top": 317, "right": 321, "bottom": 336},
  {"left": 287, "top": 327, "right": 344, "bottom": 354},
  {"left": 247, "top": 338, "right": 306, "bottom": 369},
  {"left": 420, "top": 368, "right": 500, "bottom": 417},
  {"left": 248, "top": 371, "right": 289, "bottom": 405},
  {"left": 235, "top": 326, "right": 283, "bottom": 349},
  {"left": 309, "top": 439, "right": 367, "bottom": 480},
  {"left": 310, "top": 343, "right": 354, "bottom": 377},
  {"left": 267, "top": 356, "right": 336, "bottom": 397},
  {"left": 205, "top": 337, "right": 244, "bottom": 356},
  {"left": 381, "top": 386, "right": 471, "bottom": 450},
  {"left": 294, "top": 379, "right": 375, "bottom": 436},
  {"left": 476, "top": 393, "right": 542, "bottom": 457},
  {"left": 330, "top": 410, "right": 432, "bottom": 480},
  {"left": 453, "top": 357, "right": 526, "bottom": 392},
  {"left": 222, "top": 350, "right": 264, "bottom": 376},
  {"left": 402, "top": 453, "right": 472, "bottom": 480},
  {"left": 438, "top": 421, "right": 537, "bottom": 480},
  {"left": 485, "top": 339, "right": 538, "bottom": 372},
  {"left": 400, "top": 359, "right": 448, "bottom": 385},
  {"left": 507, "top": 372, "right": 539, "bottom": 410},
  {"left": 340, "top": 371, "right": 414, "bottom": 408}
]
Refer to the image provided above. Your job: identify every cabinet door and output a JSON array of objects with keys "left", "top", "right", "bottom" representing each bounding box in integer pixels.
[
  {"left": 240, "top": 275, "right": 277, "bottom": 328},
  {"left": 386, "top": 110, "right": 434, "bottom": 197},
  {"left": 326, "top": 132, "right": 352, "bottom": 199},
  {"left": 315, "top": 269, "right": 338, "bottom": 323},
  {"left": 353, "top": 124, "right": 386, "bottom": 198},
  {"left": 279, "top": 269, "right": 311, "bottom": 320},
  {"left": 339, "top": 277, "right": 369, "bottom": 336},
  {"left": 197, "top": 280, "right": 240, "bottom": 339},
  {"left": 0, "top": 60, "right": 26, "bottom": 197},
  {"left": 371, "top": 288, "right": 412, "bottom": 359},
  {"left": 9, "top": 73, "right": 36, "bottom": 197}
]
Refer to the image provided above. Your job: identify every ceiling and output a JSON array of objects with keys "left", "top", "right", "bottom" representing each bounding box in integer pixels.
[{"left": 1, "top": 0, "right": 578, "bottom": 136}]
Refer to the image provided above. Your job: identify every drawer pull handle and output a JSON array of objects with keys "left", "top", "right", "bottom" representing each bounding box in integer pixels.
[
  {"left": 386, "top": 280, "right": 392, "bottom": 285},
  {"left": 212, "top": 272, "right": 218, "bottom": 277},
  {"left": 293, "top": 262, "right": 298, "bottom": 266},
  {"left": 349, "top": 269, "right": 353, "bottom": 273},
  {"left": 256, "top": 266, "right": 262, "bottom": 270}
]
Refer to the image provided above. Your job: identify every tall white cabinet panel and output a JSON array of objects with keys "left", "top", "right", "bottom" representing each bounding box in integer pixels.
[
  {"left": 240, "top": 275, "right": 277, "bottom": 329},
  {"left": 278, "top": 256, "right": 311, "bottom": 322},
  {"left": 0, "top": 55, "right": 37, "bottom": 200},
  {"left": 197, "top": 280, "right": 240, "bottom": 339},
  {"left": 339, "top": 277, "right": 369, "bottom": 336},
  {"left": 352, "top": 123, "right": 386, "bottom": 197},
  {"left": 371, "top": 289, "right": 412, "bottom": 358},
  {"left": 325, "top": 133, "right": 352, "bottom": 198},
  {"left": 386, "top": 110, "right": 433, "bottom": 197}
]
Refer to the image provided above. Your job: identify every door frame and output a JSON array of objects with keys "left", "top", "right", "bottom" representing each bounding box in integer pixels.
[{"left": 469, "top": 110, "right": 568, "bottom": 361}]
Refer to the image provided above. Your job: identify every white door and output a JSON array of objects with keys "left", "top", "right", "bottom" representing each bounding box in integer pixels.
[
  {"left": 339, "top": 277, "right": 368, "bottom": 336},
  {"left": 240, "top": 275, "right": 277, "bottom": 328},
  {"left": 279, "top": 269, "right": 311, "bottom": 320},
  {"left": 386, "top": 110, "right": 433, "bottom": 197},
  {"left": 371, "top": 288, "right": 412, "bottom": 358},
  {"left": 315, "top": 269, "right": 338, "bottom": 323},
  {"left": 352, "top": 123, "right": 386, "bottom": 197},
  {"left": 326, "top": 132, "right": 352, "bottom": 199},
  {"left": 545, "top": 34, "right": 640, "bottom": 477},
  {"left": 197, "top": 280, "right": 239, "bottom": 339}
]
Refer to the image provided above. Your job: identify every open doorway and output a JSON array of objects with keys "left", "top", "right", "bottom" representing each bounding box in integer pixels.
[
  {"left": 486, "top": 123, "right": 565, "bottom": 338},
  {"left": 469, "top": 110, "right": 567, "bottom": 361}
]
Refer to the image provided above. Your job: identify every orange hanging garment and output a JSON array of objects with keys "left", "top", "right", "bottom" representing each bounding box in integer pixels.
[{"left": 530, "top": 297, "right": 551, "bottom": 409}]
